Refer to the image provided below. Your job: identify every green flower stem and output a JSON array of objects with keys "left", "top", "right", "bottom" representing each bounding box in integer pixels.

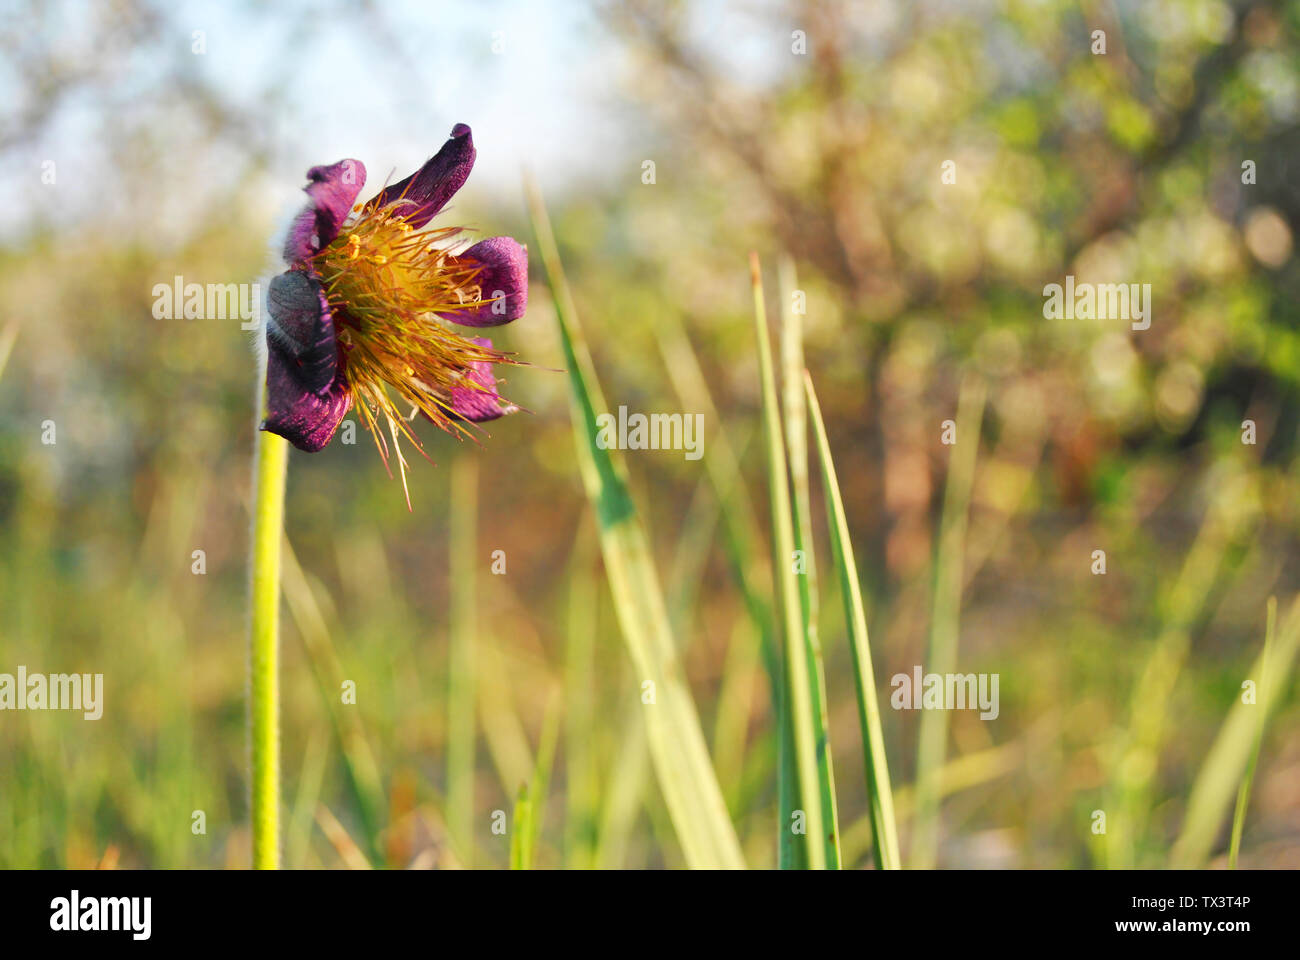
[{"left": 250, "top": 426, "right": 289, "bottom": 869}]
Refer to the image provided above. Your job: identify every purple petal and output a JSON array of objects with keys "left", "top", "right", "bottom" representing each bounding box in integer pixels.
[
  {"left": 266, "top": 271, "right": 339, "bottom": 393},
  {"left": 448, "top": 337, "right": 517, "bottom": 423},
  {"left": 262, "top": 345, "right": 351, "bottom": 451},
  {"left": 283, "top": 159, "right": 367, "bottom": 263},
  {"left": 367, "top": 124, "right": 475, "bottom": 229},
  {"left": 262, "top": 270, "right": 351, "bottom": 451},
  {"left": 438, "top": 236, "right": 528, "bottom": 327}
]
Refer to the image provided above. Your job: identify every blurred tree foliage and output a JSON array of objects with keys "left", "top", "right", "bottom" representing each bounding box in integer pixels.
[{"left": 0, "top": 0, "right": 1297, "bottom": 868}]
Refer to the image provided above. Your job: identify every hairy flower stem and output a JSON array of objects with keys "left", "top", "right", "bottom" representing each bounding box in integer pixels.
[{"left": 250, "top": 426, "right": 288, "bottom": 869}]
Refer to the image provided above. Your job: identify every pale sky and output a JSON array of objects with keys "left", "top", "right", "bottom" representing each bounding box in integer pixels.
[{"left": 1, "top": 0, "right": 836, "bottom": 240}]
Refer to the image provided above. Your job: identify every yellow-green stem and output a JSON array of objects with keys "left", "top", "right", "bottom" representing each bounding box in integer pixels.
[{"left": 250, "top": 427, "right": 289, "bottom": 869}]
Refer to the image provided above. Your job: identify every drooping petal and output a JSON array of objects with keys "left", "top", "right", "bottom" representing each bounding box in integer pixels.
[
  {"left": 367, "top": 124, "right": 476, "bottom": 229},
  {"left": 266, "top": 271, "right": 338, "bottom": 393},
  {"left": 448, "top": 337, "right": 517, "bottom": 423},
  {"left": 262, "top": 270, "right": 351, "bottom": 451},
  {"left": 263, "top": 347, "right": 351, "bottom": 452},
  {"left": 438, "top": 236, "right": 529, "bottom": 327},
  {"left": 283, "top": 159, "right": 367, "bottom": 263}
]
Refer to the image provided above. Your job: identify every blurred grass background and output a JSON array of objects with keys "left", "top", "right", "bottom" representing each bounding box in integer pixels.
[{"left": 1, "top": 0, "right": 1299, "bottom": 868}]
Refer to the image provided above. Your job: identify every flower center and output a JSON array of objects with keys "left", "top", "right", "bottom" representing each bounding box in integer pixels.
[{"left": 310, "top": 207, "right": 516, "bottom": 465}]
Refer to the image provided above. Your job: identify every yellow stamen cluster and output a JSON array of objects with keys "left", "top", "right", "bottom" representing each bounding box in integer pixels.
[{"left": 311, "top": 204, "right": 518, "bottom": 496}]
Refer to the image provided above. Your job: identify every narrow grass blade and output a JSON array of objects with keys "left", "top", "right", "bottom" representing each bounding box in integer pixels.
[
  {"left": 1170, "top": 594, "right": 1300, "bottom": 868},
  {"left": 315, "top": 803, "right": 371, "bottom": 869},
  {"left": 0, "top": 319, "right": 18, "bottom": 383},
  {"left": 653, "top": 314, "right": 779, "bottom": 693},
  {"left": 477, "top": 630, "right": 536, "bottom": 792},
  {"left": 804, "top": 372, "right": 901, "bottom": 870},
  {"left": 712, "top": 616, "right": 763, "bottom": 809},
  {"left": 447, "top": 453, "right": 478, "bottom": 866},
  {"left": 1229, "top": 596, "right": 1276, "bottom": 868},
  {"left": 510, "top": 693, "right": 561, "bottom": 870},
  {"left": 287, "top": 729, "right": 328, "bottom": 867},
  {"left": 531, "top": 694, "right": 562, "bottom": 861},
  {"left": 778, "top": 258, "right": 815, "bottom": 627},
  {"left": 841, "top": 741, "right": 1022, "bottom": 865},
  {"left": 564, "top": 516, "right": 600, "bottom": 869},
  {"left": 280, "top": 537, "right": 385, "bottom": 862},
  {"left": 526, "top": 176, "right": 744, "bottom": 868},
  {"left": 510, "top": 783, "right": 533, "bottom": 870},
  {"left": 595, "top": 703, "right": 652, "bottom": 869},
  {"left": 780, "top": 258, "right": 841, "bottom": 868},
  {"left": 912, "top": 371, "right": 985, "bottom": 868},
  {"left": 1108, "top": 471, "right": 1257, "bottom": 867},
  {"left": 667, "top": 466, "right": 726, "bottom": 628},
  {"left": 751, "top": 252, "right": 825, "bottom": 870}
]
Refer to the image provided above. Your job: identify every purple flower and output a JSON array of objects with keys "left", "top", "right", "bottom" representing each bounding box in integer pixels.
[{"left": 262, "top": 123, "right": 528, "bottom": 478}]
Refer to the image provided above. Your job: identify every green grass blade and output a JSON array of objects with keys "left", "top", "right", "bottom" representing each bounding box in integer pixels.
[
  {"left": 564, "top": 516, "right": 600, "bottom": 869},
  {"left": 1108, "top": 472, "right": 1257, "bottom": 867},
  {"left": 526, "top": 176, "right": 744, "bottom": 869},
  {"left": 712, "top": 615, "right": 763, "bottom": 808},
  {"left": 779, "top": 258, "right": 840, "bottom": 869},
  {"left": 477, "top": 629, "right": 536, "bottom": 795},
  {"left": 653, "top": 313, "right": 779, "bottom": 694},
  {"left": 1229, "top": 596, "right": 1276, "bottom": 869},
  {"left": 841, "top": 741, "right": 1021, "bottom": 865},
  {"left": 804, "top": 372, "right": 902, "bottom": 870},
  {"left": 510, "top": 783, "right": 532, "bottom": 870},
  {"left": 595, "top": 703, "right": 652, "bottom": 868},
  {"left": 509, "top": 693, "right": 561, "bottom": 870},
  {"left": 912, "top": 372, "right": 985, "bottom": 868},
  {"left": 0, "top": 319, "right": 18, "bottom": 383},
  {"left": 280, "top": 538, "right": 385, "bottom": 863},
  {"left": 751, "top": 252, "right": 825, "bottom": 870},
  {"left": 287, "top": 729, "right": 328, "bottom": 867},
  {"left": 1170, "top": 594, "right": 1300, "bottom": 868},
  {"left": 667, "top": 467, "right": 726, "bottom": 628}
]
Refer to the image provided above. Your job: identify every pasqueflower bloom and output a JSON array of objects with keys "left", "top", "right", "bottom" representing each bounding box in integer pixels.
[{"left": 261, "top": 123, "right": 528, "bottom": 484}]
